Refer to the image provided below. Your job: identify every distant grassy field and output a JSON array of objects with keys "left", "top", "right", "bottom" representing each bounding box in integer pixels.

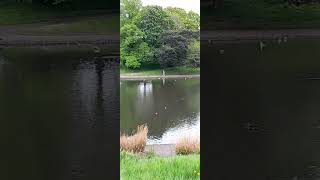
[
  {"left": 203, "top": 0, "right": 320, "bottom": 29},
  {"left": 0, "top": 2, "right": 57, "bottom": 25},
  {"left": 26, "top": 15, "right": 119, "bottom": 34},
  {"left": 120, "top": 151, "right": 200, "bottom": 180},
  {"left": 0, "top": 2, "right": 119, "bottom": 33},
  {"left": 120, "top": 66, "right": 200, "bottom": 76}
]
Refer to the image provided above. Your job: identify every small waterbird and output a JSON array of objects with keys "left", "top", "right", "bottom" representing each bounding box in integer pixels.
[
  {"left": 93, "top": 46, "right": 101, "bottom": 53},
  {"left": 277, "top": 37, "right": 282, "bottom": 44},
  {"left": 283, "top": 35, "right": 288, "bottom": 43}
]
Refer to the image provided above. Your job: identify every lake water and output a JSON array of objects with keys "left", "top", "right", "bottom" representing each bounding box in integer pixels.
[
  {"left": 202, "top": 39, "right": 320, "bottom": 179},
  {"left": 0, "top": 48, "right": 119, "bottom": 180},
  {"left": 120, "top": 78, "right": 200, "bottom": 144}
]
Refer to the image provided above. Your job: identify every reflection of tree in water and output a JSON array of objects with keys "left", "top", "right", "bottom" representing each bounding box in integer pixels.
[
  {"left": 69, "top": 57, "right": 119, "bottom": 179},
  {"left": 1, "top": 50, "right": 119, "bottom": 180},
  {"left": 120, "top": 78, "right": 200, "bottom": 140}
]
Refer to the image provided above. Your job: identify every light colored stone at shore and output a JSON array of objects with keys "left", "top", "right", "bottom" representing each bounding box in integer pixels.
[{"left": 145, "top": 144, "right": 176, "bottom": 156}]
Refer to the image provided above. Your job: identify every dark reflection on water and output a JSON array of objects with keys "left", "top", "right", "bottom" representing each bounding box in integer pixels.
[
  {"left": 0, "top": 48, "right": 119, "bottom": 180},
  {"left": 202, "top": 39, "right": 320, "bottom": 180},
  {"left": 120, "top": 78, "right": 200, "bottom": 144}
]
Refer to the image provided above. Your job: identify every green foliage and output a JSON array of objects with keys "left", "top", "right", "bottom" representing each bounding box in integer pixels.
[
  {"left": 120, "top": 23, "right": 153, "bottom": 68},
  {"left": 157, "top": 30, "right": 199, "bottom": 68},
  {"left": 187, "top": 40, "right": 200, "bottom": 67},
  {"left": 156, "top": 31, "right": 189, "bottom": 67},
  {"left": 135, "top": 6, "right": 176, "bottom": 48},
  {"left": 121, "top": 0, "right": 142, "bottom": 26},
  {"left": 165, "top": 7, "right": 200, "bottom": 30},
  {"left": 136, "top": 42, "right": 153, "bottom": 65},
  {"left": 120, "top": 0, "right": 142, "bottom": 19},
  {"left": 120, "top": 0, "right": 200, "bottom": 69},
  {"left": 125, "top": 55, "right": 141, "bottom": 69}
]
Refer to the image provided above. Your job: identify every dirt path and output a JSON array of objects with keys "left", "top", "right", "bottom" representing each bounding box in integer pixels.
[
  {"left": 202, "top": 29, "right": 320, "bottom": 42},
  {"left": 120, "top": 74, "right": 200, "bottom": 80}
]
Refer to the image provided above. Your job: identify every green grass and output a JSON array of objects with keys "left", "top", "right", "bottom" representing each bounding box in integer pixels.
[
  {"left": 120, "top": 66, "right": 200, "bottom": 76},
  {"left": 120, "top": 151, "right": 200, "bottom": 180},
  {"left": 0, "top": 2, "right": 119, "bottom": 33},
  {"left": 0, "top": 2, "right": 57, "bottom": 25},
  {"left": 26, "top": 15, "right": 119, "bottom": 34},
  {"left": 203, "top": 0, "right": 320, "bottom": 29}
]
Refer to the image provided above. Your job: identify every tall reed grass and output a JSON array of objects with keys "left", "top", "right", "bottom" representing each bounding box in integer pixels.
[
  {"left": 120, "top": 124, "right": 148, "bottom": 153},
  {"left": 176, "top": 135, "right": 200, "bottom": 155}
]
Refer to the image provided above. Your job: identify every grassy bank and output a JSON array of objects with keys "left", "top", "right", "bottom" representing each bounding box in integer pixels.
[
  {"left": 25, "top": 15, "right": 119, "bottom": 34},
  {"left": 0, "top": 2, "right": 119, "bottom": 33},
  {"left": 0, "top": 2, "right": 59, "bottom": 25},
  {"left": 120, "top": 66, "right": 200, "bottom": 76},
  {"left": 120, "top": 151, "right": 200, "bottom": 180},
  {"left": 203, "top": 0, "right": 320, "bottom": 29}
]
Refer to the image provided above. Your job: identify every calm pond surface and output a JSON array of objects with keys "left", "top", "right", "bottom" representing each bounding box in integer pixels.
[
  {"left": 202, "top": 39, "right": 320, "bottom": 180},
  {"left": 0, "top": 48, "right": 119, "bottom": 180},
  {"left": 120, "top": 78, "right": 200, "bottom": 144}
]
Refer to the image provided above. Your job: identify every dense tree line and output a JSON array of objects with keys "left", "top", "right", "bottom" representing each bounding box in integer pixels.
[{"left": 120, "top": 0, "right": 200, "bottom": 69}]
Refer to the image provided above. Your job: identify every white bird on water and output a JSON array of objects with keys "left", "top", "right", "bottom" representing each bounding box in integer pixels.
[{"left": 259, "top": 41, "right": 266, "bottom": 51}]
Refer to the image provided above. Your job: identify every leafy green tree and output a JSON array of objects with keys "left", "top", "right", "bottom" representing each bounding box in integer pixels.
[
  {"left": 120, "top": 0, "right": 200, "bottom": 69},
  {"left": 135, "top": 6, "right": 175, "bottom": 48},
  {"left": 124, "top": 55, "right": 140, "bottom": 69},
  {"left": 165, "top": 7, "right": 200, "bottom": 30},
  {"left": 120, "top": 23, "right": 153, "bottom": 69},
  {"left": 187, "top": 11, "right": 200, "bottom": 30},
  {"left": 187, "top": 40, "right": 200, "bottom": 67},
  {"left": 121, "top": 0, "right": 142, "bottom": 26},
  {"left": 156, "top": 31, "right": 189, "bottom": 67}
]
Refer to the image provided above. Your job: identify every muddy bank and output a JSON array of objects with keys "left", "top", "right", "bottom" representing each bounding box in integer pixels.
[{"left": 0, "top": 34, "right": 119, "bottom": 48}]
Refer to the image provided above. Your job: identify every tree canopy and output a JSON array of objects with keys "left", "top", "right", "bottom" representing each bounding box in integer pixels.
[{"left": 121, "top": 0, "right": 200, "bottom": 69}]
